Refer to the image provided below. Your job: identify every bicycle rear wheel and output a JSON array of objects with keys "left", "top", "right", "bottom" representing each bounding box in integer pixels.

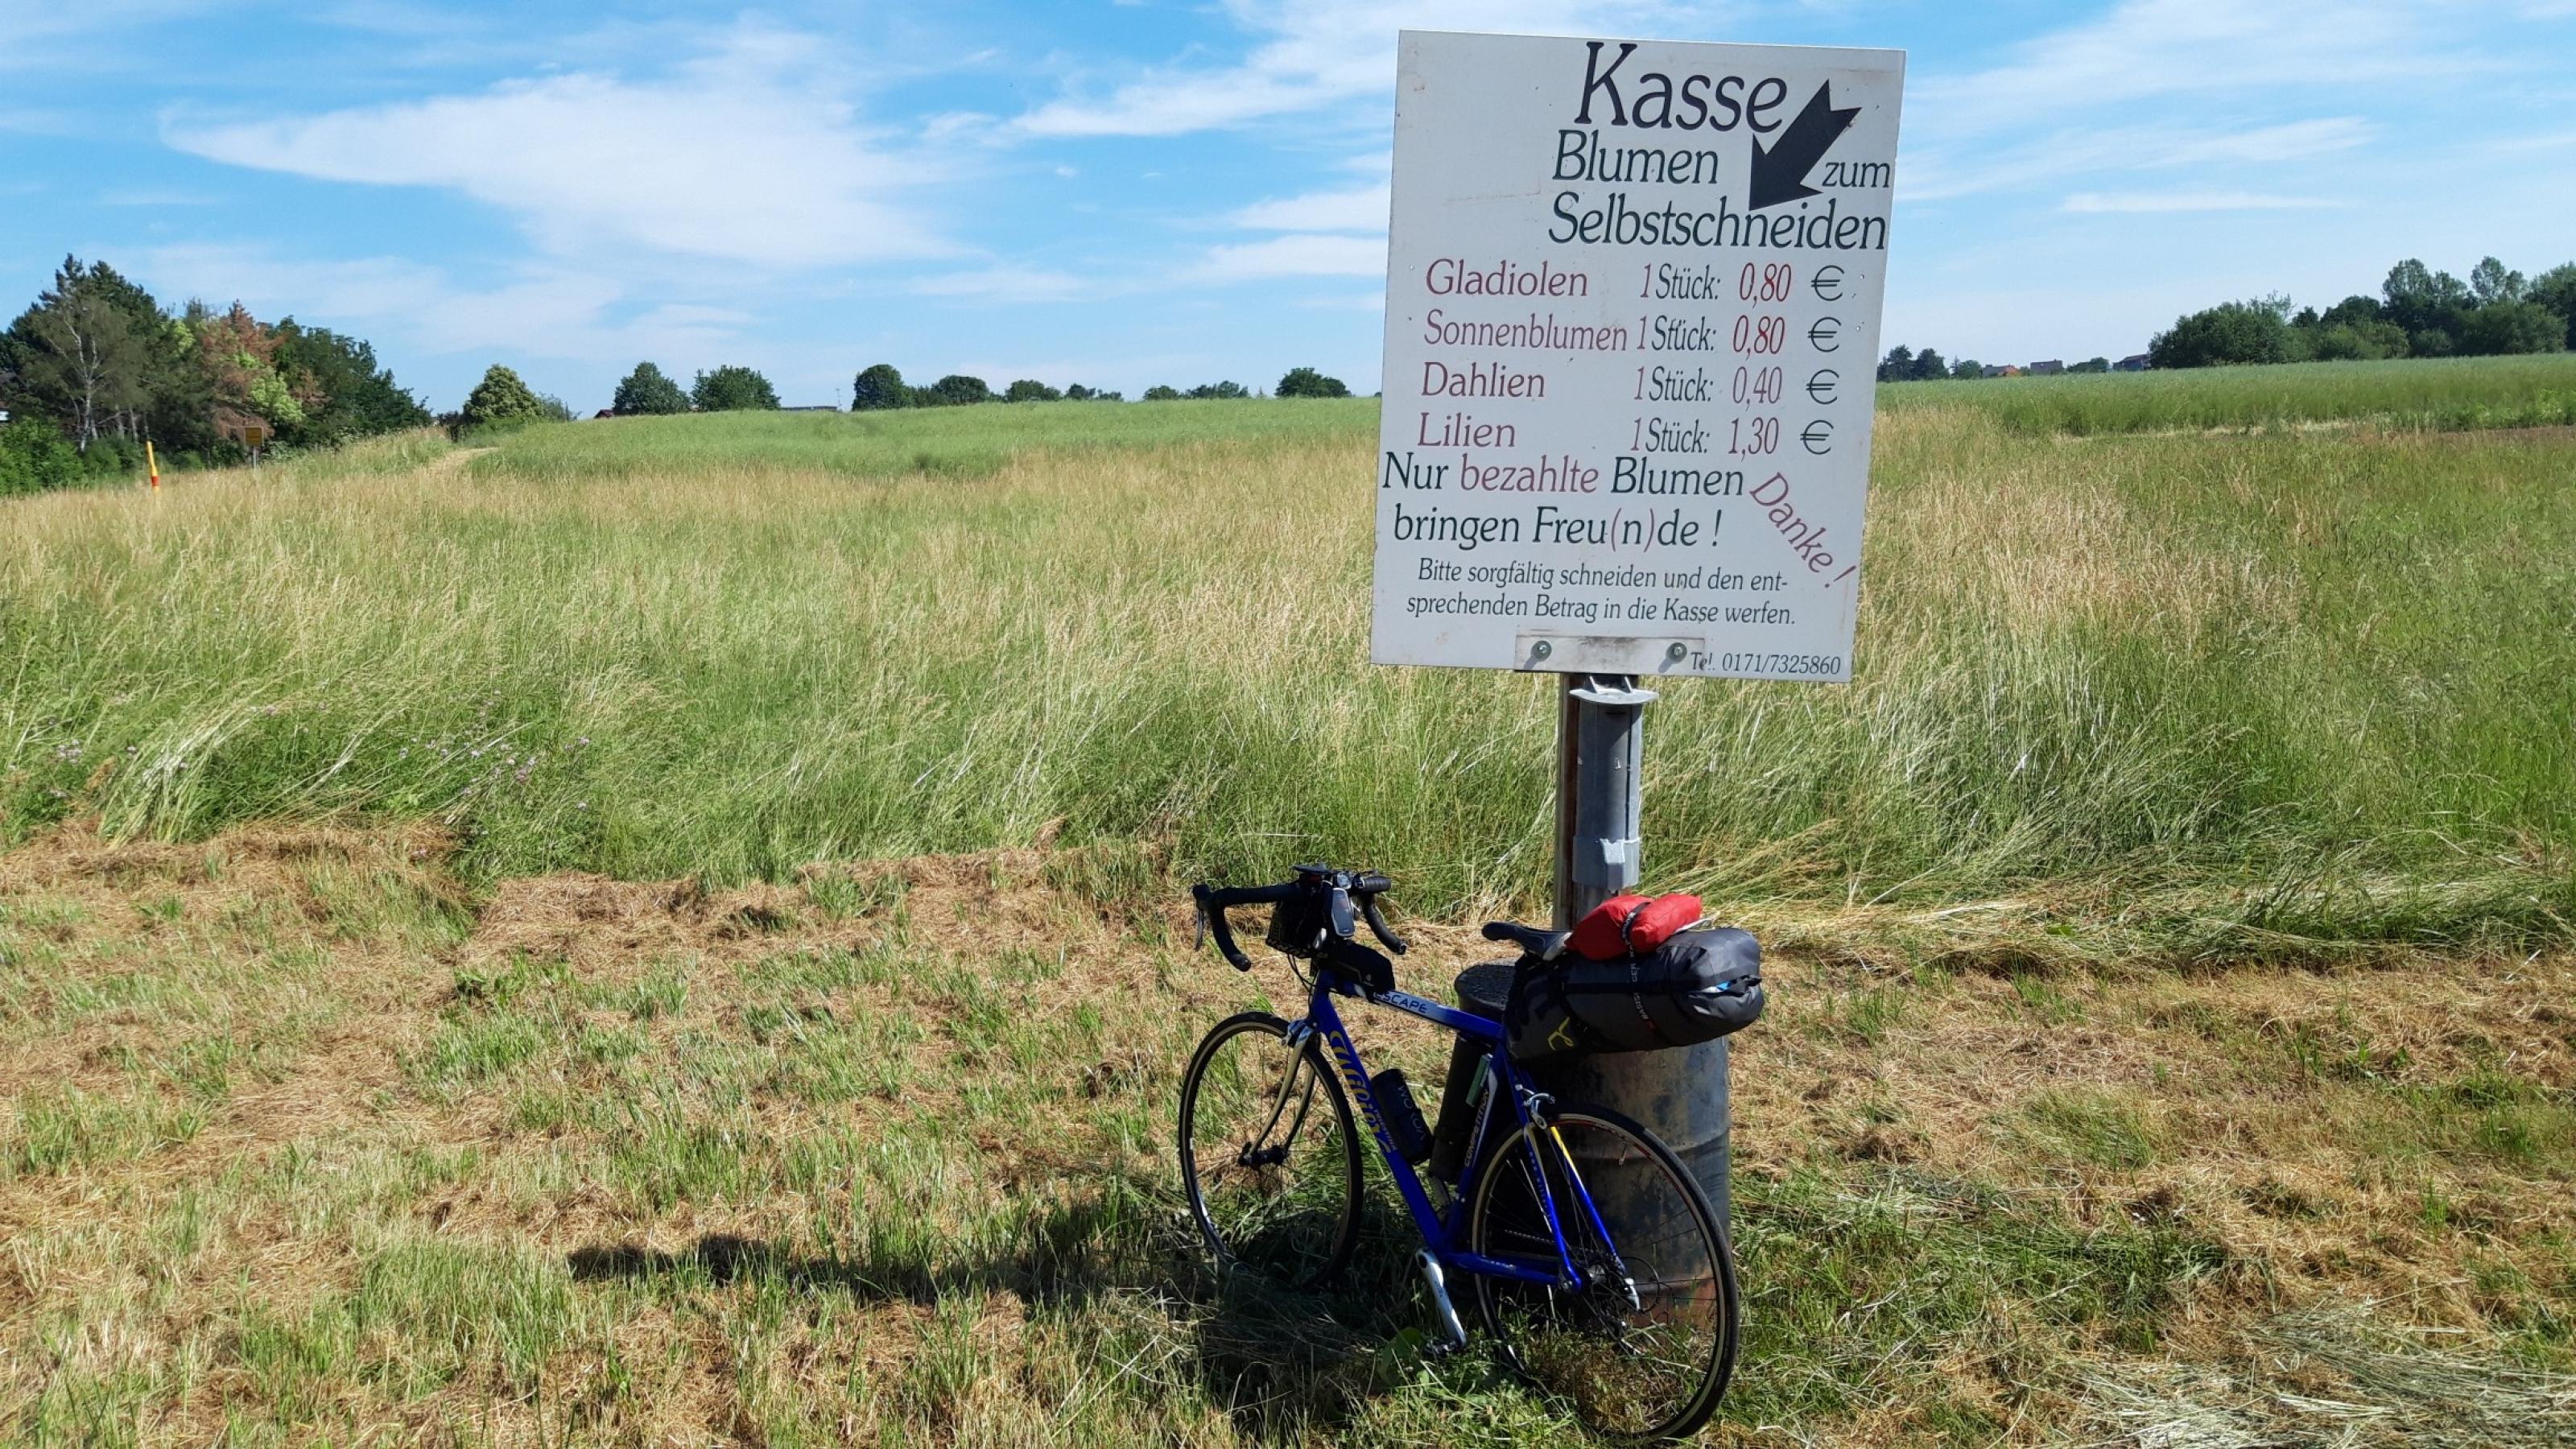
[
  {"left": 1468, "top": 1102, "right": 1738, "bottom": 1441},
  {"left": 1177, "top": 1012, "right": 1362, "bottom": 1289}
]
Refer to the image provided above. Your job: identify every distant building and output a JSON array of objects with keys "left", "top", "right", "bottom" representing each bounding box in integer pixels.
[
  {"left": 2029, "top": 359, "right": 2065, "bottom": 375},
  {"left": 2115, "top": 353, "right": 2151, "bottom": 372},
  {"left": 782, "top": 405, "right": 840, "bottom": 413},
  {"left": 1986, "top": 365, "right": 2021, "bottom": 378},
  {"left": 592, "top": 408, "right": 617, "bottom": 419}
]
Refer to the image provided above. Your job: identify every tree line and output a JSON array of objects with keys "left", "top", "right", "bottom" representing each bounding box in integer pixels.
[
  {"left": 2149, "top": 256, "right": 2576, "bottom": 369},
  {"left": 1875, "top": 254, "right": 2576, "bottom": 383},
  {"left": 1, "top": 249, "right": 1375, "bottom": 492},
  {"left": 0, "top": 254, "right": 431, "bottom": 494},
  {"left": 845, "top": 363, "right": 1349, "bottom": 411},
  {"left": 576, "top": 361, "right": 1356, "bottom": 417},
  {"left": 1873, "top": 349, "right": 2115, "bottom": 383}
]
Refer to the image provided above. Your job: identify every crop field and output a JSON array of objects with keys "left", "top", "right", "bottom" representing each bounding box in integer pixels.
[
  {"left": 1876, "top": 352, "right": 2576, "bottom": 437},
  {"left": 3, "top": 362, "right": 2574, "bottom": 1445}
]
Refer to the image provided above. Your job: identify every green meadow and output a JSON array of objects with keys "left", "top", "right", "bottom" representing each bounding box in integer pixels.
[
  {"left": 1877, "top": 350, "right": 2576, "bottom": 436},
  {"left": 6, "top": 369, "right": 2573, "bottom": 962},
  {"left": 2, "top": 359, "right": 2573, "bottom": 1446}
]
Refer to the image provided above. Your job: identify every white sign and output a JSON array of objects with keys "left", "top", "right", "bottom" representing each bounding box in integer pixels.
[{"left": 1372, "top": 31, "right": 1904, "bottom": 682}]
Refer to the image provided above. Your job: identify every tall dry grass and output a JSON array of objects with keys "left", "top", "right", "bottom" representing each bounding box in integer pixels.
[{"left": 2, "top": 399, "right": 2570, "bottom": 959}]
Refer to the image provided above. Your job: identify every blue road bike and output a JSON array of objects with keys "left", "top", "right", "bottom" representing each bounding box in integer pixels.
[{"left": 1181, "top": 865, "right": 1738, "bottom": 1441}]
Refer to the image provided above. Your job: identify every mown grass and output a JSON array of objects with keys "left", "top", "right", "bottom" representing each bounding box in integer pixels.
[
  {"left": 2, "top": 829, "right": 2568, "bottom": 1446},
  {"left": 1877, "top": 351, "right": 2576, "bottom": 436},
  {"left": 6, "top": 383, "right": 2572, "bottom": 964}
]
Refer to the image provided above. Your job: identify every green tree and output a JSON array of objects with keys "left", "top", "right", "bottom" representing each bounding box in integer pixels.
[
  {"left": 851, "top": 363, "right": 910, "bottom": 411},
  {"left": 2382, "top": 259, "right": 2469, "bottom": 345},
  {"left": 1950, "top": 357, "right": 1984, "bottom": 379},
  {"left": 2149, "top": 296, "right": 2297, "bottom": 368},
  {"left": 612, "top": 361, "right": 690, "bottom": 415},
  {"left": 2529, "top": 263, "right": 2576, "bottom": 349},
  {"left": 691, "top": 365, "right": 779, "bottom": 411},
  {"left": 1276, "top": 365, "right": 1350, "bottom": 398},
  {"left": 9, "top": 257, "right": 151, "bottom": 450},
  {"left": 1185, "top": 380, "right": 1248, "bottom": 398},
  {"left": 1876, "top": 345, "right": 1913, "bottom": 382},
  {"left": 2468, "top": 256, "right": 2525, "bottom": 305},
  {"left": 273, "top": 321, "right": 432, "bottom": 443},
  {"left": 460, "top": 365, "right": 544, "bottom": 431},
  {"left": 2458, "top": 300, "right": 2566, "bottom": 356},
  {"left": 1909, "top": 348, "right": 1946, "bottom": 382},
  {"left": 1141, "top": 385, "right": 1182, "bottom": 401},
  {"left": 923, "top": 374, "right": 992, "bottom": 407},
  {"left": 6, "top": 259, "right": 185, "bottom": 448},
  {"left": 0, "top": 415, "right": 80, "bottom": 495},
  {"left": 1003, "top": 378, "right": 1062, "bottom": 402},
  {"left": 2311, "top": 320, "right": 2409, "bottom": 361}
]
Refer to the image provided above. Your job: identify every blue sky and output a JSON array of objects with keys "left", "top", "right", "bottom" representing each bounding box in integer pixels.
[{"left": 6, "top": 1, "right": 2573, "bottom": 411}]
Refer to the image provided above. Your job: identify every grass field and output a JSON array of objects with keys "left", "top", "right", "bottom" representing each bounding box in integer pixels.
[
  {"left": 6, "top": 389, "right": 2574, "bottom": 960},
  {"left": 1877, "top": 352, "right": 2576, "bottom": 436},
  {"left": 3, "top": 361, "right": 2574, "bottom": 1443}
]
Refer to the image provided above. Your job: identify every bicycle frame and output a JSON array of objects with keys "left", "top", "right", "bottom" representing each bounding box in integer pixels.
[{"left": 1288, "top": 965, "right": 1619, "bottom": 1294}]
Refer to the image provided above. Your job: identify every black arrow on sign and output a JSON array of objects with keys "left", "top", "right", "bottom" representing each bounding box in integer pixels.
[{"left": 1749, "top": 82, "right": 1860, "bottom": 210}]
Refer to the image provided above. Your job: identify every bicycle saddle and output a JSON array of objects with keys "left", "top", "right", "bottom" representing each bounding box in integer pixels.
[{"left": 1480, "top": 920, "right": 1571, "bottom": 961}]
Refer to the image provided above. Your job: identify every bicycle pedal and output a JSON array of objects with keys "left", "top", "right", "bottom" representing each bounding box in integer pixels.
[{"left": 1415, "top": 1249, "right": 1469, "bottom": 1353}]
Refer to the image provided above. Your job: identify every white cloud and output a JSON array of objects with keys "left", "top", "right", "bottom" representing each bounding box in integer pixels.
[
  {"left": 910, "top": 266, "right": 1108, "bottom": 303},
  {"left": 0, "top": 1, "right": 208, "bottom": 72},
  {"left": 132, "top": 244, "right": 753, "bottom": 367},
  {"left": 1017, "top": 2, "right": 1686, "bottom": 137},
  {"left": 2154, "top": 117, "right": 2375, "bottom": 167},
  {"left": 1229, "top": 182, "right": 1389, "bottom": 232},
  {"left": 1905, "top": 118, "right": 2375, "bottom": 202},
  {"left": 1913, "top": 1, "right": 2454, "bottom": 136},
  {"left": 2062, "top": 191, "right": 2341, "bottom": 214},
  {"left": 0, "top": 109, "right": 77, "bottom": 136},
  {"left": 99, "top": 188, "right": 217, "bottom": 207},
  {"left": 1300, "top": 291, "right": 1389, "bottom": 311},
  {"left": 1189, "top": 233, "right": 1385, "bottom": 281},
  {"left": 163, "top": 23, "right": 947, "bottom": 270}
]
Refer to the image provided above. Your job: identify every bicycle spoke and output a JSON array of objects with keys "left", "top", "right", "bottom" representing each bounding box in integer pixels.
[
  {"left": 1472, "top": 1108, "right": 1737, "bottom": 1439},
  {"left": 1179, "top": 1014, "right": 1360, "bottom": 1289}
]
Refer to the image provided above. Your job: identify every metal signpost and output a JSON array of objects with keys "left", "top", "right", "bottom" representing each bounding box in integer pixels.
[{"left": 1373, "top": 29, "right": 1903, "bottom": 1222}]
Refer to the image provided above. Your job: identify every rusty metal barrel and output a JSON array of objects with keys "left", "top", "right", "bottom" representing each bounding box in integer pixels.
[{"left": 1431, "top": 960, "right": 1733, "bottom": 1232}]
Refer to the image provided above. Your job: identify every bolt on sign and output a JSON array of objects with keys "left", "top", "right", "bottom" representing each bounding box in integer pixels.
[{"left": 1372, "top": 31, "right": 1904, "bottom": 682}]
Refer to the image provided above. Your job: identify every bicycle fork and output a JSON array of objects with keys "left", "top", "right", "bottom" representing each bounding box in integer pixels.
[{"left": 1242, "top": 1025, "right": 1322, "bottom": 1170}]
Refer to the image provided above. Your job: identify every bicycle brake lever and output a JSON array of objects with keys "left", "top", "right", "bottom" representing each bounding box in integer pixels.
[{"left": 1193, "top": 906, "right": 1208, "bottom": 952}]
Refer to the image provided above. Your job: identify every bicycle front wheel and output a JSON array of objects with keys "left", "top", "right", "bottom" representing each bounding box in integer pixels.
[
  {"left": 1176, "top": 1012, "right": 1362, "bottom": 1289},
  {"left": 1469, "top": 1102, "right": 1739, "bottom": 1441}
]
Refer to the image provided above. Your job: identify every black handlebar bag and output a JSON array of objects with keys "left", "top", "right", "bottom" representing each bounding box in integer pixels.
[{"left": 1505, "top": 927, "right": 1765, "bottom": 1063}]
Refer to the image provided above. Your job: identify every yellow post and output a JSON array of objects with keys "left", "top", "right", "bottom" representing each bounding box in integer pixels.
[{"left": 146, "top": 440, "right": 160, "bottom": 492}]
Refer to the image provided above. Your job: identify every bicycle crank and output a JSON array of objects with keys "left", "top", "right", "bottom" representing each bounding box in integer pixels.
[{"left": 1416, "top": 1250, "right": 1469, "bottom": 1354}]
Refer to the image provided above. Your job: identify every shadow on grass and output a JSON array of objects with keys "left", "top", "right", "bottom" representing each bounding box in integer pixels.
[
  {"left": 561, "top": 1162, "right": 2249, "bottom": 1443},
  {"left": 564, "top": 1186, "right": 1509, "bottom": 1441}
]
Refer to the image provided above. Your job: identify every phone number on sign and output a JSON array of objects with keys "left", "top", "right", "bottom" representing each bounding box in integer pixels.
[{"left": 1719, "top": 652, "right": 1844, "bottom": 677}]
